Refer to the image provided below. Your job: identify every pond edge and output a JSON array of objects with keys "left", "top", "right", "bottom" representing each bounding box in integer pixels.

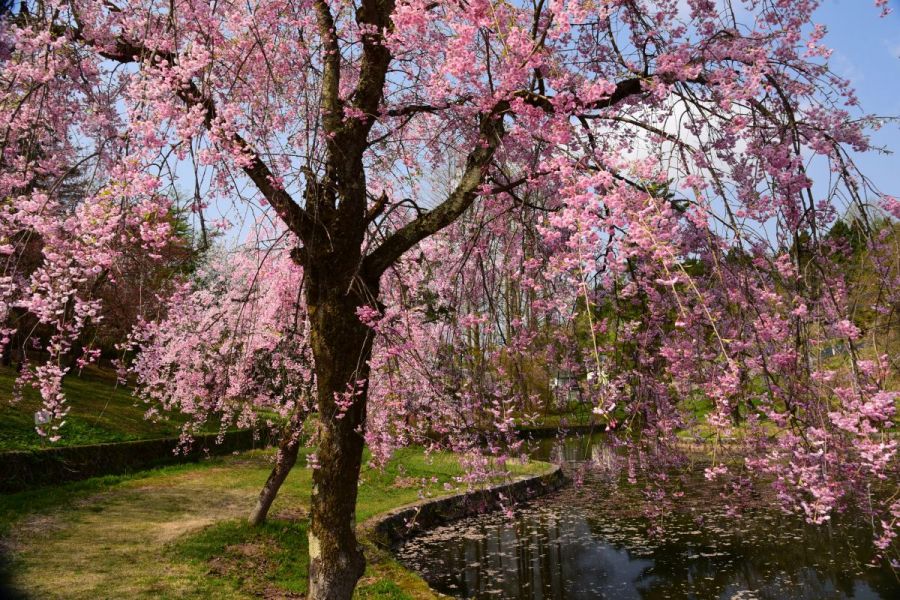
[{"left": 366, "top": 463, "right": 566, "bottom": 549}]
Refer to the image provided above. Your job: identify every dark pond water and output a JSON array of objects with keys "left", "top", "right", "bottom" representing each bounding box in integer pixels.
[{"left": 396, "top": 434, "right": 900, "bottom": 599}]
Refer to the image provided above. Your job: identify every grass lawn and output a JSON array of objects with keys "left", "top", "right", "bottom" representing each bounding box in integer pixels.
[
  {"left": 0, "top": 366, "right": 204, "bottom": 451},
  {"left": 0, "top": 446, "right": 550, "bottom": 599}
]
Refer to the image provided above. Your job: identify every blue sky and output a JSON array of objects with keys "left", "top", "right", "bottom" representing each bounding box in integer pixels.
[
  {"left": 815, "top": 0, "right": 900, "bottom": 197},
  {"left": 188, "top": 0, "right": 900, "bottom": 248}
]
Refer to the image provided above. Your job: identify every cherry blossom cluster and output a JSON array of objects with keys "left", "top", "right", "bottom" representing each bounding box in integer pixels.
[{"left": 128, "top": 233, "right": 315, "bottom": 447}]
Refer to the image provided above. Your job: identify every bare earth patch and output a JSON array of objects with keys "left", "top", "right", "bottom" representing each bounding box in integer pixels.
[{"left": 272, "top": 506, "right": 308, "bottom": 522}]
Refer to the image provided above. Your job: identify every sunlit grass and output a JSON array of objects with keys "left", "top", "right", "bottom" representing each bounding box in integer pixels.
[{"left": 2, "top": 447, "right": 550, "bottom": 599}]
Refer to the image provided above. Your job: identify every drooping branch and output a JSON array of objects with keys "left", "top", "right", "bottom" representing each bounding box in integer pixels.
[{"left": 84, "top": 36, "right": 322, "bottom": 241}]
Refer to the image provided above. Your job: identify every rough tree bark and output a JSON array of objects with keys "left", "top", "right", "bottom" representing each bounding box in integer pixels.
[{"left": 303, "top": 248, "right": 379, "bottom": 598}]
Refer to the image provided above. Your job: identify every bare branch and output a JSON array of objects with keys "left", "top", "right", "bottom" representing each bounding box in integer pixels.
[
  {"left": 383, "top": 96, "right": 472, "bottom": 118},
  {"left": 364, "top": 191, "right": 389, "bottom": 224}
]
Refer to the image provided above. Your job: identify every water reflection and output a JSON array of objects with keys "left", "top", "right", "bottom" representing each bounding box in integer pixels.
[{"left": 397, "top": 434, "right": 899, "bottom": 599}]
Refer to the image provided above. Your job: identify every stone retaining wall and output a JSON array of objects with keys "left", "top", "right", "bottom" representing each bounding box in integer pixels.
[
  {"left": 515, "top": 424, "right": 604, "bottom": 439},
  {"left": 0, "top": 429, "right": 272, "bottom": 493},
  {"left": 370, "top": 464, "right": 566, "bottom": 548}
]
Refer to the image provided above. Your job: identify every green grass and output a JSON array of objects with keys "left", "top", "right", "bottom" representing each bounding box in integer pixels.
[
  {"left": 169, "top": 516, "right": 431, "bottom": 599},
  {"left": 0, "top": 365, "right": 205, "bottom": 451},
  {"left": 172, "top": 519, "right": 310, "bottom": 596},
  {"left": 1, "top": 447, "right": 551, "bottom": 599},
  {"left": 0, "top": 457, "right": 239, "bottom": 537}
]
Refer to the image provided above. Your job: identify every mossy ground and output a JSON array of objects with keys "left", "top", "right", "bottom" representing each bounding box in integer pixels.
[{"left": 1, "top": 447, "right": 548, "bottom": 599}]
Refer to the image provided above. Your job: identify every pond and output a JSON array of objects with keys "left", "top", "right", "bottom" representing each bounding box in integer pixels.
[{"left": 396, "top": 434, "right": 899, "bottom": 599}]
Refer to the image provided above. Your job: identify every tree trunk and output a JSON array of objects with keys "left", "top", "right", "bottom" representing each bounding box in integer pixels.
[
  {"left": 249, "top": 412, "right": 305, "bottom": 526},
  {"left": 305, "top": 269, "right": 377, "bottom": 600}
]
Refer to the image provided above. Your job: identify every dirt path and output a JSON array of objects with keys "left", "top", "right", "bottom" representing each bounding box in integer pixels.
[{"left": 8, "top": 455, "right": 310, "bottom": 599}]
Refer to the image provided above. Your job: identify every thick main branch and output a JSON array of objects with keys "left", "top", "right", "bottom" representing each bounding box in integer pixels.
[
  {"left": 362, "top": 107, "right": 507, "bottom": 278},
  {"left": 363, "top": 75, "right": 656, "bottom": 279},
  {"left": 88, "top": 37, "right": 320, "bottom": 241}
]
